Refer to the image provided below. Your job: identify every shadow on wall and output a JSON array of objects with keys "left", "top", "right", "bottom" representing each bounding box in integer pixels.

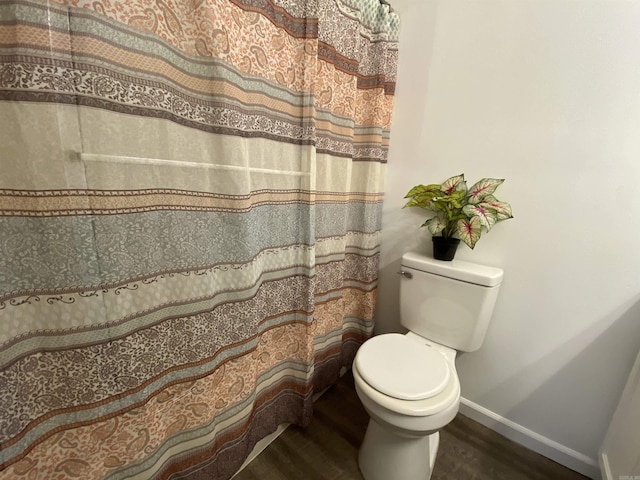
[
  {"left": 375, "top": 260, "right": 405, "bottom": 335},
  {"left": 376, "top": 216, "right": 425, "bottom": 334},
  {"left": 469, "top": 294, "right": 640, "bottom": 463},
  {"left": 375, "top": 204, "right": 431, "bottom": 334}
]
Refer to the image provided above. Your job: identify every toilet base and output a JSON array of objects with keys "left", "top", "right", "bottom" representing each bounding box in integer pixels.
[{"left": 358, "top": 418, "right": 439, "bottom": 480}]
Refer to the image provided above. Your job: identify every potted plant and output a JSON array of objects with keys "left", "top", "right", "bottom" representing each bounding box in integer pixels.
[{"left": 404, "top": 174, "right": 513, "bottom": 260}]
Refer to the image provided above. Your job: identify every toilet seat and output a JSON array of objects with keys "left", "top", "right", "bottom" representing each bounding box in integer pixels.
[{"left": 354, "top": 333, "right": 451, "bottom": 401}]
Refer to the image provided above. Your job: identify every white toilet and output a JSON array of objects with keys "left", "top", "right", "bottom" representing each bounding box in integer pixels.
[{"left": 353, "top": 251, "right": 504, "bottom": 480}]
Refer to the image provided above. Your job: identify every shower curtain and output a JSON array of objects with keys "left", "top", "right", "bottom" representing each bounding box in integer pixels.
[{"left": 0, "top": 0, "right": 399, "bottom": 478}]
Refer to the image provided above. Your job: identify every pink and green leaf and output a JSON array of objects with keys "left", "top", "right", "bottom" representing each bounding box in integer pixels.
[
  {"left": 456, "top": 217, "right": 482, "bottom": 249},
  {"left": 463, "top": 204, "right": 498, "bottom": 231},
  {"left": 467, "top": 178, "right": 504, "bottom": 204},
  {"left": 478, "top": 195, "right": 513, "bottom": 220},
  {"left": 441, "top": 174, "right": 467, "bottom": 195},
  {"left": 425, "top": 216, "right": 445, "bottom": 235}
]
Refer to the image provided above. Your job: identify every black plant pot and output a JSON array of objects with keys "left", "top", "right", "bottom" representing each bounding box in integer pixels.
[{"left": 432, "top": 236, "right": 460, "bottom": 261}]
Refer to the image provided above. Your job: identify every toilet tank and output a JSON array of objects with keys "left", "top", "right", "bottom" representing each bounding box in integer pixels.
[{"left": 399, "top": 251, "right": 504, "bottom": 352}]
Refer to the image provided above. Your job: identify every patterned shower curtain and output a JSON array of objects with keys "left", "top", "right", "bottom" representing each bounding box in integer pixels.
[{"left": 0, "top": 0, "right": 399, "bottom": 478}]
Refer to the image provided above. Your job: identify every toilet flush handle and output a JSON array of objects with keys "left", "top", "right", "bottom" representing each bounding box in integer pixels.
[{"left": 397, "top": 270, "right": 413, "bottom": 279}]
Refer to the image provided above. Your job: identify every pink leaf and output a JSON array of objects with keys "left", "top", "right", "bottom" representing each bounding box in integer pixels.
[
  {"left": 467, "top": 178, "right": 504, "bottom": 204},
  {"left": 441, "top": 174, "right": 466, "bottom": 195},
  {"left": 456, "top": 217, "right": 482, "bottom": 249}
]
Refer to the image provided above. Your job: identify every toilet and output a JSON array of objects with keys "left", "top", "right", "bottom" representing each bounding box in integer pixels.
[{"left": 353, "top": 251, "right": 504, "bottom": 480}]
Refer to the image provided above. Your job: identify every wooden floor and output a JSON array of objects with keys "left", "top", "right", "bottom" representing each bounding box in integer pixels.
[{"left": 234, "top": 371, "right": 590, "bottom": 480}]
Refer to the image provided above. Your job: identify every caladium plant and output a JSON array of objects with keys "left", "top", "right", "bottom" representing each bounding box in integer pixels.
[{"left": 404, "top": 174, "right": 513, "bottom": 249}]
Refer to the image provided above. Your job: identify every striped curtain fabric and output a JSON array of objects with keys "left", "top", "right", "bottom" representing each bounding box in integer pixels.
[{"left": 0, "top": 0, "right": 399, "bottom": 478}]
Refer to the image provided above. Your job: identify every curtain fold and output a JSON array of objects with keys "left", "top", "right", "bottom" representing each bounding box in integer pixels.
[{"left": 0, "top": 0, "right": 399, "bottom": 478}]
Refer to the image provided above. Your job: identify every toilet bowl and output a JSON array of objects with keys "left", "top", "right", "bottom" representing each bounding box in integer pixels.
[{"left": 353, "top": 332, "right": 460, "bottom": 480}]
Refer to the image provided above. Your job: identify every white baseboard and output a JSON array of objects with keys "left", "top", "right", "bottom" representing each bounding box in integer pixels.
[
  {"left": 459, "top": 397, "right": 601, "bottom": 480},
  {"left": 599, "top": 452, "right": 613, "bottom": 480}
]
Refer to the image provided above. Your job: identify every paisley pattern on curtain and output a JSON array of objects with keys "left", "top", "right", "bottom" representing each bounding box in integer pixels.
[{"left": 0, "top": 0, "right": 399, "bottom": 478}]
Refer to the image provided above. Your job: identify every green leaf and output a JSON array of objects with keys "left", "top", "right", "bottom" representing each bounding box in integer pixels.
[
  {"left": 425, "top": 216, "right": 446, "bottom": 235},
  {"left": 404, "top": 184, "right": 441, "bottom": 198},
  {"left": 450, "top": 189, "right": 467, "bottom": 198},
  {"left": 467, "top": 178, "right": 504, "bottom": 204},
  {"left": 456, "top": 216, "right": 482, "bottom": 249},
  {"left": 432, "top": 189, "right": 467, "bottom": 209},
  {"left": 448, "top": 198, "right": 462, "bottom": 209},
  {"left": 463, "top": 204, "right": 498, "bottom": 231},
  {"left": 433, "top": 196, "right": 458, "bottom": 209},
  {"left": 441, "top": 174, "right": 467, "bottom": 195},
  {"left": 404, "top": 190, "right": 440, "bottom": 209},
  {"left": 479, "top": 195, "right": 513, "bottom": 220}
]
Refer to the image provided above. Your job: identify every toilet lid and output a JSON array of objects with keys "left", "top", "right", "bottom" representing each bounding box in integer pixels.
[{"left": 355, "top": 334, "right": 451, "bottom": 401}]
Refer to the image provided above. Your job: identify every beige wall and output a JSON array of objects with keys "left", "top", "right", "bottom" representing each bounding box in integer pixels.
[{"left": 378, "top": 1, "right": 640, "bottom": 476}]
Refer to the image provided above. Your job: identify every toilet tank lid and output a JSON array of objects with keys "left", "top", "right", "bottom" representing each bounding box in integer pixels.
[{"left": 402, "top": 251, "right": 504, "bottom": 287}]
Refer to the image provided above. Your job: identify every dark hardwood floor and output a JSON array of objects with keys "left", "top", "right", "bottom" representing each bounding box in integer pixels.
[{"left": 234, "top": 371, "right": 590, "bottom": 480}]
